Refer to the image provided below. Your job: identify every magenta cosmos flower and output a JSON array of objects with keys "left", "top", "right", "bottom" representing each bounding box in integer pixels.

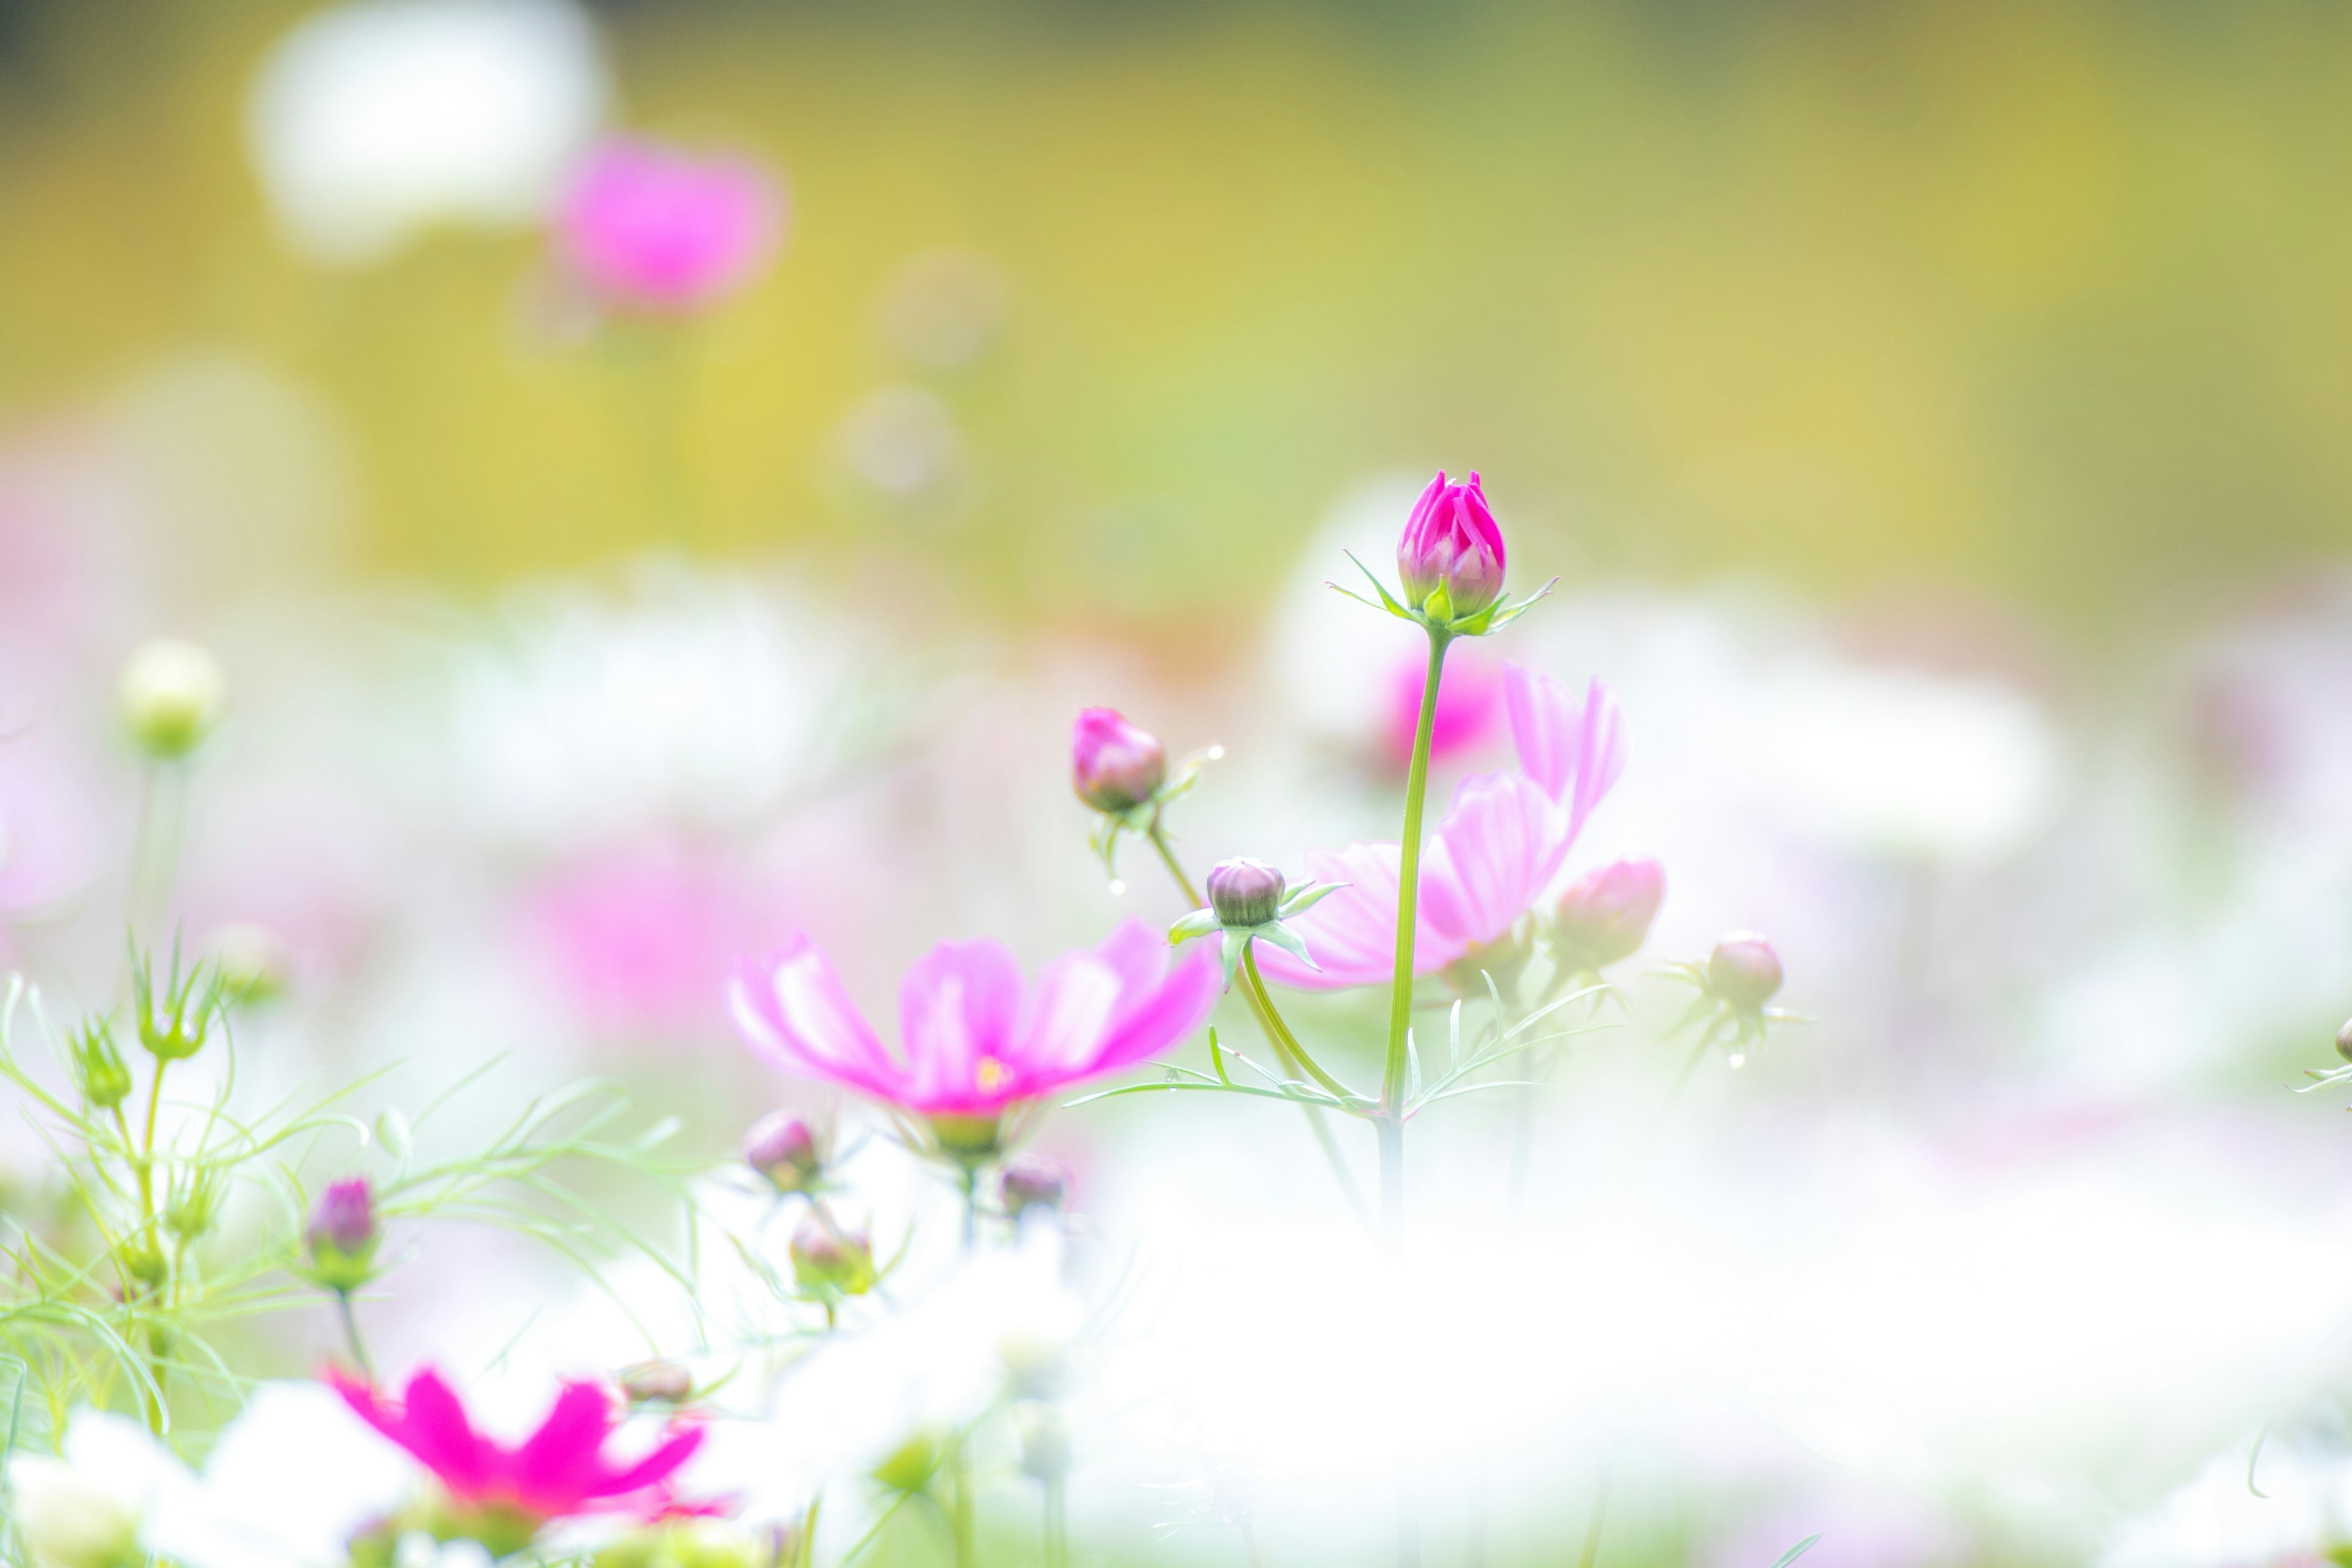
[
  {"left": 729, "top": 919, "right": 1218, "bottom": 1131},
  {"left": 557, "top": 136, "right": 782, "bottom": 312},
  {"left": 1258, "top": 666, "right": 1627, "bottom": 989},
  {"left": 330, "top": 1367, "right": 707, "bottom": 1539},
  {"left": 1397, "top": 470, "right": 1506, "bottom": 619}
]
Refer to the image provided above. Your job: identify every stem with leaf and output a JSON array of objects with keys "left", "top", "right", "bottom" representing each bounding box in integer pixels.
[{"left": 1382, "top": 628, "right": 1449, "bottom": 1233}]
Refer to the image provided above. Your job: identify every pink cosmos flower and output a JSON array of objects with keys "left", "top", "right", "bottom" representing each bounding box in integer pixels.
[
  {"left": 1396, "top": 470, "right": 1506, "bottom": 618},
  {"left": 1258, "top": 666, "right": 1626, "bottom": 989},
  {"left": 729, "top": 919, "right": 1219, "bottom": 1117},
  {"left": 329, "top": 1367, "right": 707, "bottom": 1529},
  {"left": 1384, "top": 647, "right": 1502, "bottom": 769},
  {"left": 558, "top": 137, "right": 782, "bottom": 312}
]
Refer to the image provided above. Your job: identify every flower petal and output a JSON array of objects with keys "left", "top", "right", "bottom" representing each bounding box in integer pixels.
[
  {"left": 1254, "top": 843, "right": 1466, "bottom": 989},
  {"left": 898, "top": 937, "right": 1024, "bottom": 1110},
  {"left": 1420, "top": 772, "right": 1569, "bottom": 949},
  {"left": 728, "top": 937, "right": 898, "bottom": 1099},
  {"left": 512, "top": 1381, "right": 619, "bottom": 1513},
  {"left": 1504, "top": 667, "right": 1625, "bottom": 840}
]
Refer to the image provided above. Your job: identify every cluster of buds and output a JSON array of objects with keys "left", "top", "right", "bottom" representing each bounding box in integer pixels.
[
  {"left": 1547, "top": 857, "right": 1667, "bottom": 979},
  {"left": 1333, "top": 470, "right": 1553, "bottom": 640},
  {"left": 304, "top": 1177, "right": 381, "bottom": 1294},
  {"left": 743, "top": 1110, "right": 826, "bottom": 1195},
  {"left": 117, "top": 637, "right": 227, "bottom": 762},
  {"left": 1662, "top": 932, "right": 1798, "bottom": 1066},
  {"left": 1170, "top": 857, "right": 1343, "bottom": 987},
  {"left": 1071, "top": 708, "right": 1222, "bottom": 883}
]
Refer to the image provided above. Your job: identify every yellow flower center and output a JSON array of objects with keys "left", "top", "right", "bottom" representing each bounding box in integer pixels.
[{"left": 975, "top": 1056, "right": 1008, "bottom": 1093}]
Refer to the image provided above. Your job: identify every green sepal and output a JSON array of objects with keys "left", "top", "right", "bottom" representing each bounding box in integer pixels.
[
  {"left": 1275, "top": 880, "right": 1346, "bottom": 919},
  {"left": 1253, "top": 921, "right": 1319, "bottom": 970},
  {"left": 1169, "top": 907, "right": 1222, "bottom": 944},
  {"left": 1333, "top": 551, "right": 1419, "bottom": 622},
  {"left": 1218, "top": 928, "right": 1250, "bottom": 987}
]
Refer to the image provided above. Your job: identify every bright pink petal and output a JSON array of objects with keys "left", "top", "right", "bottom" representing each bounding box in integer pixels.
[
  {"left": 1504, "top": 668, "right": 1626, "bottom": 839},
  {"left": 593, "top": 1424, "right": 707, "bottom": 1500},
  {"left": 729, "top": 938, "right": 899, "bottom": 1099},
  {"left": 1085, "top": 941, "right": 1218, "bottom": 1074},
  {"left": 898, "top": 938, "right": 1023, "bottom": 1110},
  {"left": 399, "top": 1369, "right": 499, "bottom": 1502},
  {"left": 512, "top": 1381, "right": 620, "bottom": 1512},
  {"left": 1420, "top": 773, "right": 1569, "bottom": 950}
]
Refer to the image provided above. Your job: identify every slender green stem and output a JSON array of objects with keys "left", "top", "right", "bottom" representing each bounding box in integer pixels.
[
  {"left": 1240, "top": 1518, "right": 1271, "bottom": 1568},
  {"left": 1576, "top": 1463, "right": 1611, "bottom": 1568},
  {"left": 839, "top": 1489, "right": 914, "bottom": 1566},
  {"left": 1382, "top": 630, "right": 1450, "bottom": 1227},
  {"left": 959, "top": 1166, "right": 979, "bottom": 1254},
  {"left": 1147, "top": 821, "right": 1373, "bottom": 1226},
  {"left": 1238, "top": 949, "right": 1355, "bottom": 1103},
  {"left": 126, "top": 763, "right": 188, "bottom": 940},
  {"left": 952, "top": 1436, "right": 978, "bottom": 1568},
  {"left": 1042, "top": 1476, "right": 1069, "bottom": 1568},
  {"left": 334, "top": 1290, "right": 376, "bottom": 1382}
]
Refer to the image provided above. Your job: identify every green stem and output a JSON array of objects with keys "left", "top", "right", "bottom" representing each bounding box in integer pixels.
[
  {"left": 1238, "top": 949, "right": 1355, "bottom": 1104},
  {"left": 1576, "top": 1463, "right": 1611, "bottom": 1568},
  {"left": 334, "top": 1291, "right": 376, "bottom": 1382},
  {"left": 959, "top": 1166, "right": 979, "bottom": 1254},
  {"left": 126, "top": 763, "right": 188, "bottom": 941},
  {"left": 1147, "top": 821, "right": 1373, "bottom": 1227},
  {"left": 1382, "top": 630, "right": 1450, "bottom": 1226},
  {"left": 1043, "top": 1476, "right": 1069, "bottom": 1568},
  {"left": 952, "top": 1436, "right": 978, "bottom": 1568}
]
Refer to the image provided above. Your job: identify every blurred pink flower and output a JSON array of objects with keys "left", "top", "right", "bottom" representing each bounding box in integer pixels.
[
  {"left": 526, "top": 846, "right": 785, "bottom": 1038},
  {"left": 1383, "top": 649, "right": 1502, "bottom": 769},
  {"left": 558, "top": 137, "right": 782, "bottom": 312},
  {"left": 729, "top": 919, "right": 1219, "bottom": 1116},
  {"left": 329, "top": 1366, "right": 707, "bottom": 1527},
  {"left": 1261, "top": 665, "right": 1625, "bottom": 989},
  {"left": 0, "top": 737, "right": 104, "bottom": 921},
  {"left": 1396, "top": 469, "right": 1506, "bottom": 618}
]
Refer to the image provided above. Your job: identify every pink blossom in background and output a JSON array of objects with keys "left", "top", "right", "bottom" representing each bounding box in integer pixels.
[
  {"left": 1261, "top": 665, "right": 1625, "bottom": 988},
  {"left": 557, "top": 136, "right": 782, "bottom": 312},
  {"left": 1383, "top": 647, "right": 1502, "bottom": 769},
  {"left": 329, "top": 1366, "right": 709, "bottom": 1525},
  {"left": 525, "top": 846, "right": 788, "bottom": 1038},
  {"left": 729, "top": 919, "right": 1218, "bottom": 1116},
  {"left": 0, "top": 737, "right": 104, "bottom": 924}
]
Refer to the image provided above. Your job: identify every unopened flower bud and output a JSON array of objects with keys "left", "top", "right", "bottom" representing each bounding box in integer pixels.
[
  {"left": 1014, "top": 1401, "right": 1071, "bottom": 1483},
  {"left": 999, "top": 1153, "right": 1070, "bottom": 1222},
  {"left": 1552, "top": 858, "right": 1665, "bottom": 970},
  {"left": 1071, "top": 707, "right": 1166, "bottom": 813},
  {"left": 305, "top": 1177, "right": 379, "bottom": 1292},
  {"left": 1707, "top": 933, "right": 1784, "bottom": 1011},
  {"left": 1207, "top": 858, "right": 1285, "bottom": 928},
  {"left": 873, "top": 1427, "right": 943, "bottom": 1494},
  {"left": 67, "top": 1019, "right": 132, "bottom": 1109},
  {"left": 744, "top": 1111, "right": 822, "bottom": 1193},
  {"left": 619, "top": 1359, "right": 694, "bottom": 1404},
  {"left": 118, "top": 638, "right": 226, "bottom": 761},
  {"left": 2337, "top": 1019, "right": 2352, "bottom": 1065},
  {"left": 1397, "top": 470, "right": 1506, "bottom": 620},
  {"left": 790, "top": 1211, "right": 875, "bottom": 1296}
]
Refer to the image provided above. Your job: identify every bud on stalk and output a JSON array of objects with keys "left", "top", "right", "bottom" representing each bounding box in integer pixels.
[
  {"left": 1706, "top": 932, "right": 1784, "bottom": 1011},
  {"left": 1396, "top": 470, "right": 1506, "bottom": 621},
  {"left": 118, "top": 638, "right": 227, "bottom": 761},
  {"left": 1071, "top": 707, "right": 1166, "bottom": 813},
  {"left": 1552, "top": 857, "right": 1665, "bottom": 971},
  {"left": 744, "top": 1110, "right": 823, "bottom": 1193},
  {"left": 999, "top": 1153, "right": 1071, "bottom": 1222},
  {"left": 790, "top": 1210, "right": 876, "bottom": 1296},
  {"left": 1206, "top": 858, "right": 1285, "bottom": 929},
  {"left": 305, "top": 1177, "right": 379, "bottom": 1292}
]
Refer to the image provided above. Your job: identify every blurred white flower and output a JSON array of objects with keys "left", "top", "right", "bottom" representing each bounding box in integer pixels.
[
  {"left": 837, "top": 385, "right": 966, "bottom": 507},
  {"left": 1751, "top": 660, "right": 2060, "bottom": 862},
  {"left": 4, "top": 1411, "right": 182, "bottom": 1568},
  {"left": 247, "top": 0, "right": 608, "bottom": 263},
  {"left": 443, "top": 564, "right": 852, "bottom": 847},
  {"left": 145, "top": 1381, "right": 423, "bottom": 1568},
  {"left": 2101, "top": 1442, "right": 2352, "bottom": 1568}
]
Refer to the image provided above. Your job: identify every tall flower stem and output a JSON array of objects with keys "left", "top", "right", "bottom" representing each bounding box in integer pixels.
[
  {"left": 1380, "top": 625, "right": 1448, "bottom": 1568},
  {"left": 126, "top": 762, "right": 189, "bottom": 941},
  {"left": 952, "top": 1438, "right": 978, "bottom": 1568},
  {"left": 334, "top": 1290, "right": 376, "bottom": 1382},
  {"left": 1146, "top": 822, "right": 1372, "bottom": 1225},
  {"left": 1042, "top": 1476, "right": 1069, "bottom": 1568},
  {"left": 1381, "top": 629, "right": 1450, "bottom": 1230}
]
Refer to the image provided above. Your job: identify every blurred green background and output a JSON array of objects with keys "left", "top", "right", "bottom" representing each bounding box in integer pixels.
[{"left": 4, "top": 0, "right": 2350, "bottom": 632}]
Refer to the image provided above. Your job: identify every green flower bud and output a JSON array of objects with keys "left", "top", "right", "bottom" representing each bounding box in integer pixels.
[
  {"left": 67, "top": 1019, "right": 132, "bottom": 1109},
  {"left": 873, "top": 1427, "right": 944, "bottom": 1494},
  {"left": 790, "top": 1211, "right": 875, "bottom": 1297},
  {"left": 118, "top": 638, "right": 226, "bottom": 761}
]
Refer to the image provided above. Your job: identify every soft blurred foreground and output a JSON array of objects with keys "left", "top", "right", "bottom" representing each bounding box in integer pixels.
[{"left": 7, "top": 3, "right": 2352, "bottom": 1567}]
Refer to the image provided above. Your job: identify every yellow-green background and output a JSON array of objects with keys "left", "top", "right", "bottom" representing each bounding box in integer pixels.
[{"left": 4, "top": 0, "right": 2350, "bottom": 631}]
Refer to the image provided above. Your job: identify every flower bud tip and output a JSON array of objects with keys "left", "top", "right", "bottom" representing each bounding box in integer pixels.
[
  {"left": 1072, "top": 707, "right": 1167, "bottom": 813},
  {"left": 1207, "top": 858, "right": 1286, "bottom": 929},
  {"left": 1706, "top": 932, "right": 1784, "bottom": 1012}
]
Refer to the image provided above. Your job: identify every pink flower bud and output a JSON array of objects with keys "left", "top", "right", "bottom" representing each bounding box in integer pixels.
[
  {"left": 743, "top": 1110, "right": 821, "bottom": 1193},
  {"left": 1397, "top": 470, "right": 1506, "bottom": 619},
  {"left": 1552, "top": 858, "right": 1665, "bottom": 970},
  {"left": 1071, "top": 707, "right": 1167, "bottom": 813},
  {"left": 999, "top": 1153, "right": 1071, "bottom": 1220},
  {"left": 305, "top": 1177, "right": 377, "bottom": 1292},
  {"left": 2335, "top": 1018, "right": 2352, "bottom": 1065},
  {"left": 619, "top": 1360, "right": 693, "bottom": 1404},
  {"left": 790, "top": 1211, "right": 875, "bottom": 1295},
  {"left": 1207, "top": 858, "right": 1285, "bottom": 927},
  {"left": 1707, "top": 933, "right": 1784, "bottom": 1011}
]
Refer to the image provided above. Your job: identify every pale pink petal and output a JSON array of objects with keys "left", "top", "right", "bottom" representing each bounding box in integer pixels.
[
  {"left": 1254, "top": 843, "right": 1466, "bottom": 989},
  {"left": 1017, "top": 952, "right": 1124, "bottom": 1080},
  {"left": 728, "top": 939, "right": 898, "bottom": 1099},
  {"left": 1420, "top": 772, "right": 1570, "bottom": 950},
  {"left": 898, "top": 938, "right": 1023, "bottom": 1107},
  {"left": 1504, "top": 667, "right": 1626, "bottom": 838},
  {"left": 1085, "top": 917, "right": 1175, "bottom": 999}
]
